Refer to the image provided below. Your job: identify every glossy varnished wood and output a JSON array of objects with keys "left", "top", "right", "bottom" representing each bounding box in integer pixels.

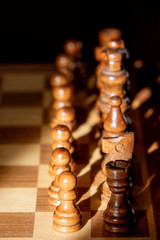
[
  {"left": 53, "top": 171, "right": 82, "bottom": 232},
  {"left": 48, "top": 147, "right": 71, "bottom": 206},
  {"left": 103, "top": 160, "right": 135, "bottom": 233}
]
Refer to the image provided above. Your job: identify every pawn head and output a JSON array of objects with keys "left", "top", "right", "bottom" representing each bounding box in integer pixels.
[
  {"left": 51, "top": 125, "right": 71, "bottom": 141},
  {"left": 58, "top": 171, "right": 77, "bottom": 191},
  {"left": 109, "top": 96, "right": 122, "bottom": 107},
  {"left": 52, "top": 147, "right": 71, "bottom": 166}
]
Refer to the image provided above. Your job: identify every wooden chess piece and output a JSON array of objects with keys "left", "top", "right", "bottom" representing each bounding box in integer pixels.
[
  {"left": 48, "top": 147, "right": 71, "bottom": 206},
  {"left": 64, "top": 39, "right": 83, "bottom": 60},
  {"left": 94, "top": 28, "right": 122, "bottom": 78},
  {"left": 98, "top": 40, "right": 130, "bottom": 121},
  {"left": 49, "top": 125, "right": 75, "bottom": 178},
  {"left": 50, "top": 106, "right": 76, "bottom": 131},
  {"left": 101, "top": 96, "right": 128, "bottom": 203},
  {"left": 101, "top": 95, "right": 127, "bottom": 171},
  {"left": 52, "top": 85, "right": 72, "bottom": 111},
  {"left": 98, "top": 28, "right": 122, "bottom": 47},
  {"left": 53, "top": 171, "right": 82, "bottom": 232},
  {"left": 103, "top": 160, "right": 135, "bottom": 233},
  {"left": 55, "top": 53, "right": 74, "bottom": 81},
  {"left": 50, "top": 72, "right": 70, "bottom": 88},
  {"left": 103, "top": 96, "right": 127, "bottom": 135},
  {"left": 64, "top": 39, "right": 87, "bottom": 89}
]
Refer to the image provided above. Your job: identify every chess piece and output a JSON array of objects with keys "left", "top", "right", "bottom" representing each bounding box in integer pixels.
[
  {"left": 94, "top": 28, "right": 122, "bottom": 78},
  {"left": 101, "top": 96, "right": 128, "bottom": 203},
  {"left": 50, "top": 72, "right": 70, "bottom": 88},
  {"left": 49, "top": 72, "right": 73, "bottom": 122},
  {"left": 98, "top": 28, "right": 122, "bottom": 47},
  {"left": 50, "top": 106, "right": 76, "bottom": 131},
  {"left": 103, "top": 96, "right": 127, "bottom": 135},
  {"left": 64, "top": 39, "right": 87, "bottom": 89},
  {"left": 48, "top": 147, "right": 71, "bottom": 206},
  {"left": 103, "top": 160, "right": 135, "bottom": 233},
  {"left": 64, "top": 39, "right": 83, "bottom": 60},
  {"left": 101, "top": 132, "right": 134, "bottom": 203},
  {"left": 53, "top": 171, "right": 82, "bottom": 232},
  {"left": 55, "top": 53, "right": 74, "bottom": 81},
  {"left": 52, "top": 86, "right": 72, "bottom": 111},
  {"left": 49, "top": 125, "right": 75, "bottom": 178},
  {"left": 98, "top": 40, "right": 130, "bottom": 121}
]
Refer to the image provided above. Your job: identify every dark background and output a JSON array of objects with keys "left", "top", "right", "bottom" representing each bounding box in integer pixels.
[{"left": 0, "top": 1, "right": 160, "bottom": 63}]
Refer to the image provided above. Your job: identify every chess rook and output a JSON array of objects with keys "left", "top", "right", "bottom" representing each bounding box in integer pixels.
[
  {"left": 103, "top": 160, "right": 135, "bottom": 233},
  {"left": 48, "top": 148, "right": 71, "bottom": 206},
  {"left": 53, "top": 171, "right": 82, "bottom": 232}
]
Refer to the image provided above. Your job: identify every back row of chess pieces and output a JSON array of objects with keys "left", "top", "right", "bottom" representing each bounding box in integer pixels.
[{"left": 47, "top": 28, "right": 135, "bottom": 233}]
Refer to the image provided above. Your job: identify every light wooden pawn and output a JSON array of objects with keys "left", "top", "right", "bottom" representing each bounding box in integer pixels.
[
  {"left": 53, "top": 171, "right": 82, "bottom": 232},
  {"left": 48, "top": 147, "right": 71, "bottom": 207},
  {"left": 50, "top": 106, "right": 76, "bottom": 131},
  {"left": 49, "top": 125, "right": 75, "bottom": 178}
]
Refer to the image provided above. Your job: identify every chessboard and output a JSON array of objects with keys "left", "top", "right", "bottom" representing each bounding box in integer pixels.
[{"left": 0, "top": 63, "right": 159, "bottom": 240}]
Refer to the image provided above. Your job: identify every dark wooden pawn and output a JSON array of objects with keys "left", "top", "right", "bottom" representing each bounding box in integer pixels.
[
  {"left": 48, "top": 147, "right": 71, "bottom": 206},
  {"left": 103, "top": 160, "right": 135, "bottom": 233},
  {"left": 53, "top": 171, "right": 82, "bottom": 232}
]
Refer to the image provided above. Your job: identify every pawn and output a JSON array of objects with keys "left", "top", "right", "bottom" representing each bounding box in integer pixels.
[
  {"left": 48, "top": 148, "right": 71, "bottom": 206},
  {"left": 49, "top": 125, "right": 75, "bottom": 178},
  {"left": 64, "top": 39, "right": 83, "bottom": 60},
  {"left": 50, "top": 72, "right": 70, "bottom": 88},
  {"left": 103, "top": 160, "right": 135, "bottom": 233},
  {"left": 55, "top": 53, "right": 74, "bottom": 81},
  {"left": 50, "top": 106, "right": 76, "bottom": 131},
  {"left": 103, "top": 96, "right": 127, "bottom": 135},
  {"left": 53, "top": 171, "right": 82, "bottom": 232},
  {"left": 52, "top": 86, "right": 72, "bottom": 111}
]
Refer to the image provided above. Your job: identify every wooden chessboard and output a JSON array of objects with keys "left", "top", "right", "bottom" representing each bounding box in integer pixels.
[{"left": 0, "top": 63, "right": 158, "bottom": 240}]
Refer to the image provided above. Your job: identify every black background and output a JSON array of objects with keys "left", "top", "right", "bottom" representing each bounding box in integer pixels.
[{"left": 0, "top": 1, "right": 160, "bottom": 63}]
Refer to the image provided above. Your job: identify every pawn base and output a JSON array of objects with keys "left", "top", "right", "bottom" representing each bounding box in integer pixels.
[
  {"left": 48, "top": 195, "right": 60, "bottom": 207},
  {"left": 53, "top": 221, "right": 82, "bottom": 232}
]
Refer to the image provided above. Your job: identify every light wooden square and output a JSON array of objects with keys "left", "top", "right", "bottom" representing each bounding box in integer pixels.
[
  {"left": 0, "top": 188, "right": 37, "bottom": 212},
  {"left": 0, "top": 144, "right": 40, "bottom": 166},
  {"left": 33, "top": 212, "right": 91, "bottom": 240}
]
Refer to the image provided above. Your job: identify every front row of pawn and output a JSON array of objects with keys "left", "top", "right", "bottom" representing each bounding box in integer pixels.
[
  {"left": 48, "top": 147, "right": 82, "bottom": 232},
  {"left": 48, "top": 147, "right": 135, "bottom": 234}
]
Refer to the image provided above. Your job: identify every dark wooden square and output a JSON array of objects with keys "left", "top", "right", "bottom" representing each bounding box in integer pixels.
[
  {"left": 0, "top": 126, "right": 41, "bottom": 144},
  {"left": 40, "top": 144, "right": 52, "bottom": 164},
  {"left": 0, "top": 166, "right": 38, "bottom": 187},
  {"left": 36, "top": 188, "right": 55, "bottom": 212},
  {"left": 91, "top": 210, "right": 149, "bottom": 238},
  {"left": 0, "top": 212, "right": 34, "bottom": 237},
  {"left": 1, "top": 92, "right": 42, "bottom": 107}
]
